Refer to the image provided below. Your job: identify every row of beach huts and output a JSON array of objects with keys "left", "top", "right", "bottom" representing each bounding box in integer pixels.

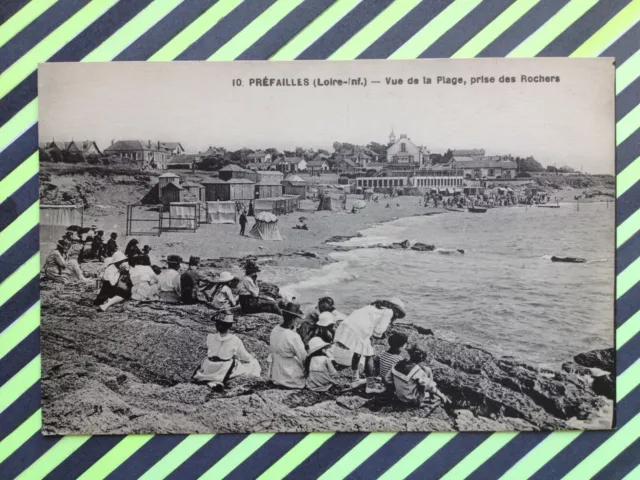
[{"left": 157, "top": 164, "right": 308, "bottom": 205}]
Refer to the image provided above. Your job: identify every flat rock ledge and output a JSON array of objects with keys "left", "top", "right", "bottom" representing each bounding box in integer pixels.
[{"left": 40, "top": 277, "right": 612, "bottom": 435}]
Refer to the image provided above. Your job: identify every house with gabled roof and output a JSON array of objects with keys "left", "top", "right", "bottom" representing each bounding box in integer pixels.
[
  {"left": 160, "top": 142, "right": 185, "bottom": 155},
  {"left": 246, "top": 151, "right": 272, "bottom": 164},
  {"left": 104, "top": 140, "right": 170, "bottom": 169},
  {"left": 274, "top": 156, "right": 307, "bottom": 173}
]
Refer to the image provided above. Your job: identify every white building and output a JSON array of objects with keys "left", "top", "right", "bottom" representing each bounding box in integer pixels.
[{"left": 386, "top": 131, "right": 426, "bottom": 166}]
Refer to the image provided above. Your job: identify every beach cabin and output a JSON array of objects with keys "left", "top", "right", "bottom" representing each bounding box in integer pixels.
[
  {"left": 161, "top": 182, "right": 184, "bottom": 205},
  {"left": 202, "top": 178, "right": 255, "bottom": 201},
  {"left": 256, "top": 171, "right": 284, "bottom": 199},
  {"left": 218, "top": 164, "right": 259, "bottom": 182},
  {"left": 282, "top": 174, "right": 307, "bottom": 199},
  {"left": 158, "top": 172, "right": 180, "bottom": 190},
  {"left": 181, "top": 181, "right": 205, "bottom": 201}
]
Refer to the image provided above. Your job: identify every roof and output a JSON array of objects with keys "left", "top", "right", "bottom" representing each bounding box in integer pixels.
[
  {"left": 452, "top": 156, "right": 474, "bottom": 162},
  {"left": 181, "top": 181, "right": 204, "bottom": 188},
  {"left": 336, "top": 157, "right": 357, "bottom": 167},
  {"left": 160, "top": 142, "right": 183, "bottom": 150},
  {"left": 201, "top": 178, "right": 227, "bottom": 185},
  {"left": 159, "top": 172, "right": 180, "bottom": 178},
  {"left": 167, "top": 154, "right": 198, "bottom": 165},
  {"left": 220, "top": 164, "right": 247, "bottom": 172},
  {"left": 246, "top": 151, "right": 267, "bottom": 159},
  {"left": 105, "top": 140, "right": 164, "bottom": 152},
  {"left": 162, "top": 182, "right": 183, "bottom": 190},
  {"left": 452, "top": 149, "right": 485, "bottom": 156},
  {"left": 277, "top": 157, "right": 304, "bottom": 164},
  {"left": 200, "top": 147, "right": 222, "bottom": 157},
  {"left": 306, "top": 160, "right": 328, "bottom": 167},
  {"left": 452, "top": 158, "right": 517, "bottom": 169}
]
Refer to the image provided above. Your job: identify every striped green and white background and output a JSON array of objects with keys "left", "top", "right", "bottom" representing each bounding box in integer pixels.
[{"left": 0, "top": 0, "right": 638, "bottom": 478}]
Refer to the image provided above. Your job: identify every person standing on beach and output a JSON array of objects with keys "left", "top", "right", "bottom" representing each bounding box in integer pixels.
[
  {"left": 334, "top": 297, "right": 405, "bottom": 394},
  {"left": 239, "top": 210, "right": 248, "bottom": 236}
]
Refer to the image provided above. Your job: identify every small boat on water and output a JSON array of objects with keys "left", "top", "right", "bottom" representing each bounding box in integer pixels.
[
  {"left": 538, "top": 205, "right": 560, "bottom": 208},
  {"left": 468, "top": 206, "right": 487, "bottom": 213}
]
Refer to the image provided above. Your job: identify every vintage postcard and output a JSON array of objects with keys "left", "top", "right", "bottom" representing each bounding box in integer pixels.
[{"left": 38, "top": 58, "right": 614, "bottom": 435}]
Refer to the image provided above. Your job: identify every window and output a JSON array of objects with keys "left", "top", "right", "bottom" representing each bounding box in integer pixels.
[
  {"left": 409, "top": 155, "right": 414, "bottom": 162},
  {"left": 400, "top": 143, "right": 406, "bottom": 152},
  {"left": 488, "top": 169, "right": 495, "bottom": 177}
]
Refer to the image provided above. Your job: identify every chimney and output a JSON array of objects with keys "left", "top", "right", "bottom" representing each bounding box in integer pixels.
[
  {"left": 148, "top": 140, "right": 151, "bottom": 148},
  {"left": 111, "top": 139, "right": 114, "bottom": 146}
]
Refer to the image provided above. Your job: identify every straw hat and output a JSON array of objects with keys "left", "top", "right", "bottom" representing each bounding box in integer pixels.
[
  {"left": 317, "top": 312, "right": 336, "bottom": 327},
  {"left": 218, "top": 271, "right": 234, "bottom": 283},
  {"left": 386, "top": 297, "right": 406, "bottom": 319},
  {"left": 107, "top": 251, "right": 127, "bottom": 266},
  {"left": 308, "top": 337, "right": 331, "bottom": 355},
  {"left": 218, "top": 314, "right": 234, "bottom": 324},
  {"left": 281, "top": 302, "right": 303, "bottom": 319}
]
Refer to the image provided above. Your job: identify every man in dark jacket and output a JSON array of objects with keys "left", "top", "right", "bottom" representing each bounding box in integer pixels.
[
  {"left": 180, "top": 256, "right": 201, "bottom": 304},
  {"left": 106, "top": 232, "right": 118, "bottom": 257},
  {"left": 239, "top": 211, "right": 248, "bottom": 236},
  {"left": 91, "top": 230, "right": 106, "bottom": 261}
]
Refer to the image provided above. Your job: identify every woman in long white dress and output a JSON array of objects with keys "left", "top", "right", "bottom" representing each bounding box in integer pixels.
[
  {"left": 268, "top": 302, "right": 307, "bottom": 389},
  {"left": 129, "top": 255, "right": 159, "bottom": 301},
  {"left": 334, "top": 297, "right": 406, "bottom": 394},
  {"left": 193, "top": 315, "right": 261, "bottom": 388}
]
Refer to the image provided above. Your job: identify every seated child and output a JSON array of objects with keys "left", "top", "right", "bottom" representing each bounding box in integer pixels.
[
  {"left": 305, "top": 337, "right": 337, "bottom": 392},
  {"left": 376, "top": 331, "right": 408, "bottom": 383},
  {"left": 385, "top": 346, "right": 450, "bottom": 406}
]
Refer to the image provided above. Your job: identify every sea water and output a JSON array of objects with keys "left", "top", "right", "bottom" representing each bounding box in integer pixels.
[{"left": 264, "top": 203, "right": 614, "bottom": 367}]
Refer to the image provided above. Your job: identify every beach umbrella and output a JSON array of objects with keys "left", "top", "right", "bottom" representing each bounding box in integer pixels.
[{"left": 353, "top": 200, "right": 367, "bottom": 209}]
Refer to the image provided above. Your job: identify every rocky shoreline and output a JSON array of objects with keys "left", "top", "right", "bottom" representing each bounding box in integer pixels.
[{"left": 41, "top": 259, "right": 613, "bottom": 435}]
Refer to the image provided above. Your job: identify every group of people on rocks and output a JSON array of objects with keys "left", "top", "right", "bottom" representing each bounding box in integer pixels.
[
  {"left": 90, "top": 239, "right": 283, "bottom": 315},
  {"left": 43, "top": 227, "right": 450, "bottom": 407},
  {"left": 192, "top": 292, "right": 450, "bottom": 407}
]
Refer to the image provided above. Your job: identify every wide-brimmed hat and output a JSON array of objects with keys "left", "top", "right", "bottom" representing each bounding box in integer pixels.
[
  {"left": 57, "top": 239, "right": 71, "bottom": 250},
  {"left": 107, "top": 251, "right": 127, "bottom": 266},
  {"left": 386, "top": 297, "right": 406, "bottom": 319},
  {"left": 218, "top": 271, "right": 234, "bottom": 283},
  {"left": 308, "top": 337, "right": 331, "bottom": 355},
  {"left": 167, "top": 254, "right": 182, "bottom": 265},
  {"left": 281, "top": 302, "right": 303, "bottom": 319},
  {"left": 317, "top": 312, "right": 336, "bottom": 327},
  {"left": 91, "top": 224, "right": 97, "bottom": 229},
  {"left": 216, "top": 314, "right": 234, "bottom": 324},
  {"left": 245, "top": 264, "right": 261, "bottom": 274}
]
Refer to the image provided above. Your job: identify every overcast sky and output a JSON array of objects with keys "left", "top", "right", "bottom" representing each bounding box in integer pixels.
[{"left": 39, "top": 58, "right": 614, "bottom": 173}]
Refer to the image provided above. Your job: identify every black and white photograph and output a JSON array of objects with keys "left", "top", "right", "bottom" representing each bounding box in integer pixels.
[{"left": 38, "top": 58, "right": 615, "bottom": 435}]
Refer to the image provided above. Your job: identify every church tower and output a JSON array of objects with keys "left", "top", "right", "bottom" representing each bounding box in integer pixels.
[{"left": 389, "top": 129, "right": 396, "bottom": 144}]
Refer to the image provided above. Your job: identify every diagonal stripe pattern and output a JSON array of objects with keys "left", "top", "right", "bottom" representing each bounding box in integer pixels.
[{"left": 0, "top": 1, "right": 639, "bottom": 479}]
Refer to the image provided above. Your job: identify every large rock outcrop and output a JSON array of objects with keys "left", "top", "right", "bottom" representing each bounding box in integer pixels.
[{"left": 40, "top": 268, "right": 612, "bottom": 435}]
